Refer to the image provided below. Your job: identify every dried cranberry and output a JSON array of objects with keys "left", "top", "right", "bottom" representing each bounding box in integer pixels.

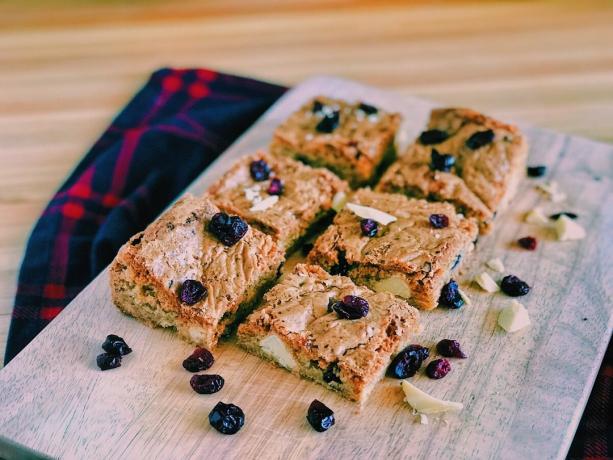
[
  {"left": 267, "top": 178, "right": 283, "bottom": 195},
  {"left": 179, "top": 280, "right": 207, "bottom": 305},
  {"left": 360, "top": 218, "right": 378, "bottom": 237},
  {"left": 183, "top": 347, "right": 215, "bottom": 373},
  {"left": 439, "top": 280, "right": 464, "bottom": 309},
  {"left": 96, "top": 352, "right": 121, "bottom": 371},
  {"left": 465, "top": 129, "right": 495, "bottom": 149},
  {"left": 190, "top": 374, "right": 224, "bottom": 394},
  {"left": 436, "top": 339, "right": 467, "bottom": 358},
  {"left": 426, "top": 358, "right": 451, "bottom": 379},
  {"left": 209, "top": 212, "right": 248, "bottom": 246},
  {"left": 430, "top": 149, "right": 455, "bottom": 172},
  {"left": 101, "top": 334, "right": 132, "bottom": 356},
  {"left": 209, "top": 402, "right": 244, "bottom": 435},
  {"left": 419, "top": 129, "right": 449, "bottom": 145},
  {"left": 500, "top": 275, "right": 531, "bottom": 297},
  {"left": 517, "top": 236, "right": 537, "bottom": 250},
  {"left": 301, "top": 243, "right": 314, "bottom": 256},
  {"left": 312, "top": 100, "right": 324, "bottom": 113},
  {"left": 332, "top": 295, "right": 369, "bottom": 320},
  {"left": 550, "top": 212, "right": 578, "bottom": 220},
  {"left": 527, "top": 165, "right": 547, "bottom": 177},
  {"left": 306, "top": 399, "right": 335, "bottom": 432},
  {"left": 387, "top": 345, "right": 429, "bottom": 379},
  {"left": 429, "top": 213, "right": 449, "bottom": 229},
  {"left": 358, "top": 102, "right": 378, "bottom": 115},
  {"left": 249, "top": 160, "right": 271, "bottom": 181},
  {"left": 322, "top": 362, "right": 342, "bottom": 384},
  {"left": 316, "top": 111, "right": 340, "bottom": 133}
]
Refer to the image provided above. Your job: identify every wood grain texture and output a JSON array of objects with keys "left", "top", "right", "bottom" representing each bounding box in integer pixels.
[
  {"left": 0, "top": 77, "right": 611, "bottom": 460},
  {"left": 2, "top": 0, "right": 613, "bottom": 364}
]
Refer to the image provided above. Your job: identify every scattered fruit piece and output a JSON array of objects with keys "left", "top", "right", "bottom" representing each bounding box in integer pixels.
[
  {"left": 209, "top": 212, "right": 248, "bottom": 246},
  {"left": 307, "top": 400, "right": 335, "bottom": 432},
  {"left": 524, "top": 208, "right": 550, "bottom": 226},
  {"left": 267, "top": 178, "right": 283, "bottom": 196},
  {"left": 527, "top": 165, "right": 547, "bottom": 177},
  {"left": 332, "top": 295, "right": 369, "bottom": 320},
  {"left": 96, "top": 352, "right": 121, "bottom": 371},
  {"left": 388, "top": 345, "right": 430, "bottom": 379},
  {"left": 486, "top": 258, "right": 505, "bottom": 273},
  {"left": 430, "top": 149, "right": 455, "bottom": 172},
  {"left": 316, "top": 111, "right": 340, "bottom": 133},
  {"left": 357, "top": 102, "right": 378, "bottom": 115},
  {"left": 517, "top": 236, "right": 537, "bottom": 250},
  {"left": 429, "top": 213, "right": 449, "bottom": 229},
  {"left": 209, "top": 402, "right": 245, "bottom": 435},
  {"left": 437, "top": 339, "right": 467, "bottom": 359},
  {"left": 360, "top": 218, "right": 378, "bottom": 237},
  {"left": 465, "top": 129, "right": 494, "bottom": 149},
  {"left": 426, "top": 359, "right": 452, "bottom": 379},
  {"left": 249, "top": 160, "right": 271, "bottom": 181},
  {"left": 345, "top": 203, "right": 397, "bottom": 225},
  {"left": 498, "top": 300, "right": 531, "bottom": 332},
  {"left": 554, "top": 215, "right": 586, "bottom": 241},
  {"left": 550, "top": 211, "right": 578, "bottom": 220},
  {"left": 439, "top": 280, "right": 464, "bottom": 309},
  {"left": 190, "top": 374, "right": 224, "bottom": 394},
  {"left": 500, "top": 275, "right": 531, "bottom": 297},
  {"left": 419, "top": 129, "right": 449, "bottom": 145},
  {"left": 101, "top": 334, "right": 132, "bottom": 356},
  {"left": 183, "top": 347, "right": 215, "bottom": 373},
  {"left": 179, "top": 280, "right": 207, "bottom": 305},
  {"left": 474, "top": 272, "right": 499, "bottom": 293},
  {"left": 401, "top": 380, "right": 463, "bottom": 414}
]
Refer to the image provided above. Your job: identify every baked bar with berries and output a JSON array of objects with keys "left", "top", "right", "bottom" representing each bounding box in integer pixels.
[
  {"left": 110, "top": 194, "right": 285, "bottom": 349},
  {"left": 377, "top": 108, "right": 528, "bottom": 233},
  {"left": 307, "top": 189, "right": 478, "bottom": 310},
  {"left": 270, "top": 96, "right": 401, "bottom": 187},
  {"left": 237, "top": 264, "right": 420, "bottom": 403},
  {"left": 207, "top": 151, "right": 347, "bottom": 252}
]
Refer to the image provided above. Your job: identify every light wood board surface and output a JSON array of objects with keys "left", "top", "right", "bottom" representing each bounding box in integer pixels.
[
  {"left": 0, "top": 77, "right": 611, "bottom": 460},
  {"left": 2, "top": 0, "right": 613, "bottom": 364}
]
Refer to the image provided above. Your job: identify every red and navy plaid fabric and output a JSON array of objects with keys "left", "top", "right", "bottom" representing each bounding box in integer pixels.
[{"left": 4, "top": 68, "right": 610, "bottom": 459}]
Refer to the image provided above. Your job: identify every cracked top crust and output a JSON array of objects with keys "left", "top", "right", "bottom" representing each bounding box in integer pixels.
[
  {"left": 239, "top": 264, "right": 419, "bottom": 378},
  {"left": 115, "top": 194, "right": 284, "bottom": 327},
  {"left": 207, "top": 151, "right": 347, "bottom": 248}
]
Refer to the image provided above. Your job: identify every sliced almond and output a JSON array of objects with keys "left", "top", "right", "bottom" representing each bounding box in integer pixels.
[
  {"left": 486, "top": 258, "right": 505, "bottom": 273},
  {"left": 345, "top": 202, "right": 397, "bottom": 225},
  {"left": 249, "top": 195, "right": 278, "bottom": 212},
  {"left": 474, "top": 272, "right": 500, "bottom": 293},
  {"left": 554, "top": 215, "right": 586, "bottom": 241},
  {"left": 498, "top": 300, "right": 531, "bottom": 333},
  {"left": 401, "top": 380, "right": 463, "bottom": 415}
]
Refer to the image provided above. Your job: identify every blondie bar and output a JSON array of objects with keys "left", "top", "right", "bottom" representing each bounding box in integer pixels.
[
  {"left": 110, "top": 194, "right": 285, "bottom": 349},
  {"left": 377, "top": 108, "right": 528, "bottom": 233},
  {"left": 307, "top": 189, "right": 478, "bottom": 310},
  {"left": 237, "top": 264, "right": 420, "bottom": 403},
  {"left": 207, "top": 151, "right": 347, "bottom": 251},
  {"left": 270, "top": 96, "right": 401, "bottom": 187}
]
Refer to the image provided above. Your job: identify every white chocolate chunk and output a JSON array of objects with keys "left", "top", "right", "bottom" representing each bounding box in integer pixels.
[
  {"left": 372, "top": 276, "right": 412, "bottom": 299},
  {"left": 524, "top": 208, "right": 550, "bottom": 226},
  {"left": 419, "top": 414, "right": 429, "bottom": 425},
  {"left": 259, "top": 335, "right": 297, "bottom": 370},
  {"left": 555, "top": 215, "right": 586, "bottom": 241},
  {"left": 498, "top": 300, "right": 531, "bottom": 333},
  {"left": 486, "top": 258, "right": 505, "bottom": 273},
  {"left": 474, "top": 272, "right": 500, "bottom": 293},
  {"left": 458, "top": 288, "right": 471, "bottom": 305},
  {"left": 401, "top": 380, "right": 463, "bottom": 414},
  {"left": 345, "top": 202, "right": 397, "bottom": 225},
  {"left": 249, "top": 195, "right": 278, "bottom": 212},
  {"left": 331, "top": 191, "right": 347, "bottom": 212}
]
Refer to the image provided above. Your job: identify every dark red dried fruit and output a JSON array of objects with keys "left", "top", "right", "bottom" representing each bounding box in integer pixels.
[
  {"left": 500, "top": 275, "right": 531, "bottom": 297},
  {"left": 527, "top": 165, "right": 547, "bottom": 177},
  {"left": 322, "top": 362, "right": 342, "bottom": 384},
  {"left": 426, "top": 358, "right": 451, "bottom": 379},
  {"left": 465, "top": 129, "right": 495, "bottom": 149},
  {"left": 96, "top": 352, "right": 121, "bottom": 371},
  {"left": 179, "top": 280, "right": 207, "bottom": 305},
  {"left": 439, "top": 280, "right": 464, "bottom": 309},
  {"left": 249, "top": 159, "right": 271, "bottom": 181},
  {"left": 312, "top": 100, "right": 324, "bottom": 113},
  {"left": 430, "top": 149, "right": 455, "bottom": 172},
  {"left": 316, "top": 111, "right": 340, "bottom": 133},
  {"left": 183, "top": 347, "right": 215, "bottom": 373},
  {"left": 358, "top": 102, "right": 378, "bottom": 115},
  {"left": 550, "top": 212, "right": 578, "bottom": 220},
  {"left": 332, "top": 295, "right": 369, "bottom": 320},
  {"left": 209, "top": 402, "right": 244, "bottom": 435},
  {"left": 429, "top": 213, "right": 449, "bottom": 229},
  {"left": 517, "top": 236, "right": 537, "bottom": 250},
  {"left": 360, "top": 218, "right": 378, "bottom": 237},
  {"left": 436, "top": 339, "right": 467, "bottom": 359},
  {"left": 419, "top": 129, "right": 449, "bottom": 145},
  {"left": 190, "top": 374, "right": 224, "bottom": 394},
  {"left": 209, "top": 212, "right": 248, "bottom": 247},
  {"left": 388, "top": 345, "right": 429, "bottom": 379},
  {"left": 307, "top": 399, "right": 335, "bottom": 432},
  {"left": 267, "top": 178, "right": 283, "bottom": 195},
  {"left": 101, "top": 334, "right": 132, "bottom": 356}
]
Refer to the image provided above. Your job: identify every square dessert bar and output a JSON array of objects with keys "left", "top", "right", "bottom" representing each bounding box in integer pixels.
[
  {"left": 110, "top": 194, "right": 285, "bottom": 349},
  {"left": 237, "top": 264, "right": 420, "bottom": 403},
  {"left": 377, "top": 108, "right": 528, "bottom": 233},
  {"left": 270, "top": 96, "right": 402, "bottom": 187},
  {"left": 207, "top": 151, "right": 347, "bottom": 251},
  {"left": 307, "top": 189, "right": 478, "bottom": 310}
]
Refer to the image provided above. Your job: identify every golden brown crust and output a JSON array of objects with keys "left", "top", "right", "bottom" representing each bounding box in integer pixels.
[
  {"left": 207, "top": 151, "right": 348, "bottom": 250},
  {"left": 270, "top": 96, "right": 401, "bottom": 187},
  {"left": 237, "top": 264, "right": 420, "bottom": 402},
  {"left": 109, "top": 194, "right": 285, "bottom": 348},
  {"left": 307, "top": 189, "right": 478, "bottom": 310}
]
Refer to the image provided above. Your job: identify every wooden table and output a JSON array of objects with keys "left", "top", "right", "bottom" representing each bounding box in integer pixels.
[{"left": 1, "top": 0, "right": 612, "bottom": 365}]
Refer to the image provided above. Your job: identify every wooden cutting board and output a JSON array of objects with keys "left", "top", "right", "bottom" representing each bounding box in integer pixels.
[{"left": 0, "top": 77, "right": 611, "bottom": 460}]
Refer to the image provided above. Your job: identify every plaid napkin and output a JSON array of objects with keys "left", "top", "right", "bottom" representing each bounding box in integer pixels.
[{"left": 4, "top": 68, "right": 609, "bottom": 459}]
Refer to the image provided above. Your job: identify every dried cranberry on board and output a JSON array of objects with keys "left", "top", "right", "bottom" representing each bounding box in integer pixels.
[
  {"left": 426, "top": 358, "right": 452, "bottom": 379},
  {"left": 517, "top": 236, "right": 537, "bottom": 250},
  {"left": 306, "top": 400, "right": 335, "bottom": 432},
  {"left": 183, "top": 347, "right": 215, "bottom": 373},
  {"left": 209, "top": 402, "right": 245, "bottom": 435},
  {"left": 190, "top": 374, "right": 224, "bottom": 394},
  {"left": 527, "top": 165, "right": 547, "bottom": 177},
  {"left": 436, "top": 339, "right": 467, "bottom": 359},
  {"left": 101, "top": 334, "right": 132, "bottom": 356},
  {"left": 387, "top": 345, "right": 429, "bottom": 379},
  {"left": 96, "top": 352, "right": 122, "bottom": 371},
  {"left": 439, "top": 280, "right": 464, "bottom": 309},
  {"left": 500, "top": 275, "right": 531, "bottom": 297}
]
